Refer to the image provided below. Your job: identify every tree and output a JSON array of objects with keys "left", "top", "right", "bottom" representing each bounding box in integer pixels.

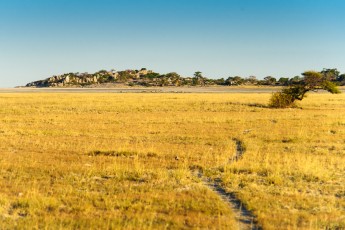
[
  {"left": 214, "top": 78, "right": 225, "bottom": 85},
  {"left": 321, "top": 68, "right": 339, "bottom": 81},
  {"left": 165, "top": 72, "right": 180, "bottom": 79},
  {"left": 289, "top": 76, "right": 302, "bottom": 84},
  {"left": 144, "top": 72, "right": 160, "bottom": 79},
  {"left": 192, "top": 71, "right": 205, "bottom": 86},
  {"left": 194, "top": 71, "right": 202, "bottom": 78},
  {"left": 337, "top": 74, "right": 345, "bottom": 85},
  {"left": 278, "top": 77, "right": 289, "bottom": 86},
  {"left": 117, "top": 71, "right": 132, "bottom": 82},
  {"left": 247, "top": 76, "right": 258, "bottom": 85},
  {"left": 337, "top": 74, "right": 345, "bottom": 82},
  {"left": 225, "top": 76, "right": 244, "bottom": 85},
  {"left": 165, "top": 72, "right": 181, "bottom": 86},
  {"left": 263, "top": 76, "right": 277, "bottom": 85},
  {"left": 302, "top": 71, "right": 339, "bottom": 93},
  {"left": 269, "top": 70, "right": 341, "bottom": 108}
]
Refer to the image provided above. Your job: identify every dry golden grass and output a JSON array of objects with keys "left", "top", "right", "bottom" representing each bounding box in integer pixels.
[{"left": 0, "top": 92, "right": 344, "bottom": 229}]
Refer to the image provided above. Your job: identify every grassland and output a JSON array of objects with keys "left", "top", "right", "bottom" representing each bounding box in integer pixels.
[{"left": 0, "top": 92, "right": 344, "bottom": 229}]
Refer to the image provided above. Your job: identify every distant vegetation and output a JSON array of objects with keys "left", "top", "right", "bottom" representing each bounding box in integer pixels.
[{"left": 26, "top": 68, "right": 345, "bottom": 88}]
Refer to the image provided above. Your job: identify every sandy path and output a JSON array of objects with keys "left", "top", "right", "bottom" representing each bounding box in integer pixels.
[{"left": 195, "top": 139, "right": 260, "bottom": 230}]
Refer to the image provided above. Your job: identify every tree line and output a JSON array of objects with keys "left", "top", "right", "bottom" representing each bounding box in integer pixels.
[
  {"left": 138, "top": 68, "right": 345, "bottom": 87},
  {"left": 218, "top": 68, "right": 345, "bottom": 86}
]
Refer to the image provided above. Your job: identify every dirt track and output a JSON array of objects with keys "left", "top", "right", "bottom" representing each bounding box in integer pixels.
[{"left": 196, "top": 139, "right": 260, "bottom": 230}]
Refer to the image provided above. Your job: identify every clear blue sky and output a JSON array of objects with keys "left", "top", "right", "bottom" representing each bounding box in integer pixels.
[{"left": 1, "top": 0, "right": 345, "bottom": 87}]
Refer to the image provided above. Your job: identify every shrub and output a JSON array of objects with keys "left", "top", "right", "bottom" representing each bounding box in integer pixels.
[{"left": 269, "top": 92, "right": 295, "bottom": 108}]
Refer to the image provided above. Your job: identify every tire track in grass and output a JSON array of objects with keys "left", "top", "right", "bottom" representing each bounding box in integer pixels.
[{"left": 194, "top": 138, "right": 260, "bottom": 230}]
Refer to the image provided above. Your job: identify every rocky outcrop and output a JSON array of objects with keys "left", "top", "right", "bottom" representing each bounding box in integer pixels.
[
  {"left": 25, "top": 68, "right": 220, "bottom": 87},
  {"left": 26, "top": 69, "right": 153, "bottom": 87}
]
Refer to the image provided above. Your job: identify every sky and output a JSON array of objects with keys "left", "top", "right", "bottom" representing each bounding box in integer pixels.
[{"left": 1, "top": 0, "right": 345, "bottom": 87}]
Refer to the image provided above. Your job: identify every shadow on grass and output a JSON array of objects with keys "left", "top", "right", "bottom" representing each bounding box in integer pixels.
[{"left": 246, "top": 103, "right": 269, "bottom": 108}]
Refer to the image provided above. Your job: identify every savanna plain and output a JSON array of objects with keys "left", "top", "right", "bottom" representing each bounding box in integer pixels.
[{"left": 0, "top": 92, "right": 344, "bottom": 229}]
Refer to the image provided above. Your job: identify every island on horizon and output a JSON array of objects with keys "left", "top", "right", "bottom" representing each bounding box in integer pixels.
[{"left": 24, "top": 68, "right": 345, "bottom": 88}]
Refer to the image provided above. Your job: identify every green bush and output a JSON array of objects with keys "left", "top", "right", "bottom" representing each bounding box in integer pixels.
[{"left": 269, "top": 92, "right": 295, "bottom": 108}]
